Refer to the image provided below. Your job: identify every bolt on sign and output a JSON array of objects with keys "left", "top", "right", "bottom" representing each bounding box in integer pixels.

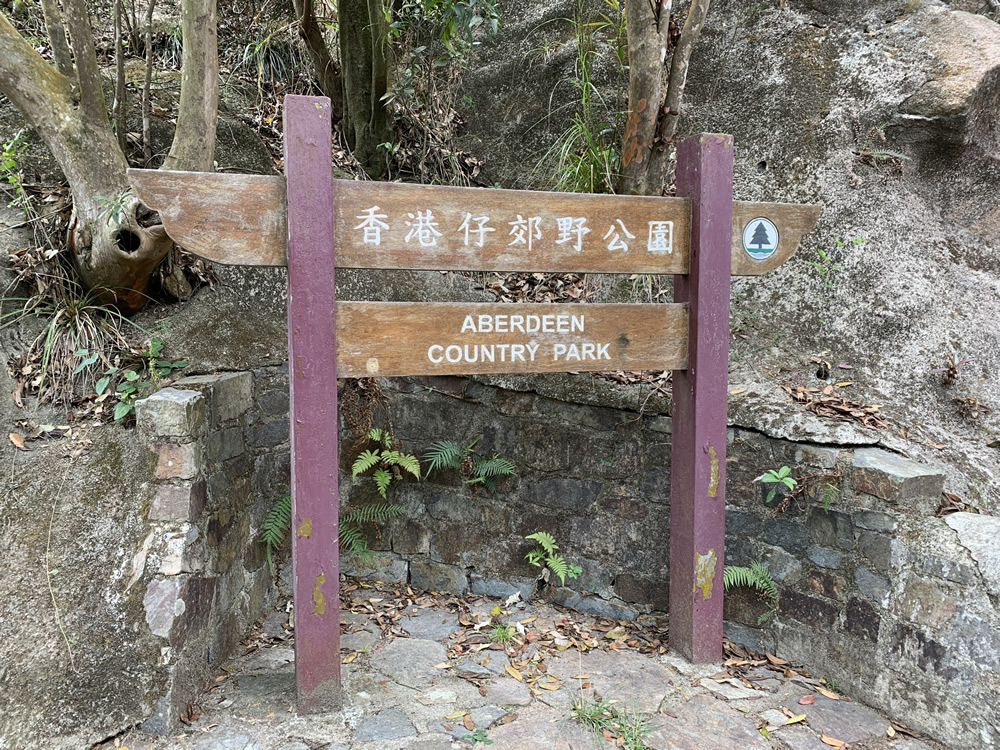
[{"left": 129, "top": 95, "right": 820, "bottom": 713}]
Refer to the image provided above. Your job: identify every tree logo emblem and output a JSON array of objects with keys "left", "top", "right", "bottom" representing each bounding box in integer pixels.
[{"left": 741, "top": 217, "right": 779, "bottom": 260}]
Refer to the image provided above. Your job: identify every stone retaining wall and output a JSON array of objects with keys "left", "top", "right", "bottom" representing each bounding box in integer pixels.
[{"left": 132, "top": 368, "right": 289, "bottom": 733}]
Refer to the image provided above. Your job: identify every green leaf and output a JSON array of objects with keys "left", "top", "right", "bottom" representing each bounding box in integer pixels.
[
  {"left": 352, "top": 449, "right": 381, "bottom": 477},
  {"left": 95, "top": 376, "right": 111, "bottom": 395},
  {"left": 113, "top": 401, "right": 132, "bottom": 420},
  {"left": 373, "top": 468, "right": 392, "bottom": 499}
]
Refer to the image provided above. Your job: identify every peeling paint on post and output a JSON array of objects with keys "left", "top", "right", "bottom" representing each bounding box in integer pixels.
[
  {"left": 669, "top": 133, "right": 733, "bottom": 663},
  {"left": 284, "top": 94, "right": 341, "bottom": 711}
]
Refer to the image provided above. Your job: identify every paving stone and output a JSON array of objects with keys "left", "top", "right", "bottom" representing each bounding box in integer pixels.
[
  {"left": 646, "top": 694, "right": 771, "bottom": 750},
  {"left": 354, "top": 709, "right": 417, "bottom": 742},
  {"left": 341, "top": 629, "right": 378, "bottom": 652},
  {"left": 796, "top": 694, "right": 892, "bottom": 744},
  {"left": 190, "top": 728, "right": 262, "bottom": 750},
  {"left": 454, "top": 657, "right": 492, "bottom": 676},
  {"left": 485, "top": 677, "right": 533, "bottom": 706},
  {"left": 773, "top": 725, "right": 831, "bottom": 750},
  {"left": 400, "top": 608, "right": 462, "bottom": 640},
  {"left": 485, "top": 707, "right": 596, "bottom": 749},
  {"left": 261, "top": 610, "right": 289, "bottom": 639},
  {"left": 404, "top": 739, "right": 457, "bottom": 750},
  {"left": 241, "top": 647, "right": 294, "bottom": 673},
  {"left": 416, "top": 687, "right": 459, "bottom": 706},
  {"left": 759, "top": 708, "right": 787, "bottom": 726},
  {"left": 546, "top": 648, "right": 677, "bottom": 713},
  {"left": 945, "top": 512, "right": 1000, "bottom": 597},
  {"left": 370, "top": 638, "right": 447, "bottom": 689},
  {"left": 470, "top": 704, "right": 508, "bottom": 727},
  {"left": 700, "top": 678, "right": 766, "bottom": 701}
]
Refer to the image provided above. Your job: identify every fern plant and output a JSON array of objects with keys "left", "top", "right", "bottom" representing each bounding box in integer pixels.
[
  {"left": 352, "top": 428, "right": 421, "bottom": 498},
  {"left": 258, "top": 495, "right": 407, "bottom": 574},
  {"left": 525, "top": 531, "right": 582, "bottom": 586},
  {"left": 423, "top": 436, "right": 516, "bottom": 493},
  {"left": 723, "top": 561, "right": 779, "bottom": 624}
]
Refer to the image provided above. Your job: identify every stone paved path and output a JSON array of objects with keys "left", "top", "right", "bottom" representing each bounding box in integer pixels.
[{"left": 101, "top": 590, "right": 944, "bottom": 750}]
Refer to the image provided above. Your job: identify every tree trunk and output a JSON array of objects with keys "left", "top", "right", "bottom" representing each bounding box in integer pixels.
[
  {"left": 292, "top": 0, "right": 343, "bottom": 115},
  {"left": 0, "top": 0, "right": 217, "bottom": 313},
  {"left": 339, "top": 0, "right": 390, "bottom": 177},
  {"left": 618, "top": 0, "right": 711, "bottom": 196}
]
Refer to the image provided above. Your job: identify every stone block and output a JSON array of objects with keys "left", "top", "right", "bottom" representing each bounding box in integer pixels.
[
  {"left": 150, "top": 481, "right": 207, "bottom": 522},
  {"left": 613, "top": 573, "right": 669, "bottom": 610},
  {"left": 857, "top": 531, "right": 892, "bottom": 573},
  {"left": 343, "top": 552, "right": 408, "bottom": 582},
  {"left": 726, "top": 510, "right": 762, "bottom": 537},
  {"left": 944, "top": 512, "right": 1000, "bottom": 598},
  {"left": 807, "top": 508, "right": 855, "bottom": 550},
  {"left": 392, "top": 520, "right": 431, "bottom": 554},
  {"left": 410, "top": 559, "right": 468, "bottom": 593},
  {"left": 919, "top": 555, "right": 976, "bottom": 586},
  {"left": 257, "top": 388, "right": 289, "bottom": 417},
  {"left": 174, "top": 371, "right": 253, "bottom": 426},
  {"left": 854, "top": 566, "right": 890, "bottom": 605},
  {"left": 495, "top": 389, "right": 534, "bottom": 415},
  {"left": 246, "top": 419, "right": 289, "bottom": 449},
  {"left": 151, "top": 442, "right": 203, "bottom": 480},
  {"left": 780, "top": 589, "right": 839, "bottom": 628},
  {"left": 806, "top": 545, "right": 844, "bottom": 569},
  {"left": 521, "top": 477, "right": 603, "bottom": 512},
  {"left": 943, "top": 613, "right": 1000, "bottom": 671},
  {"left": 844, "top": 596, "right": 881, "bottom": 641},
  {"left": 143, "top": 577, "right": 185, "bottom": 638},
  {"left": 159, "top": 525, "right": 203, "bottom": 576},
  {"left": 898, "top": 577, "right": 957, "bottom": 629},
  {"left": 207, "top": 427, "right": 245, "bottom": 463},
  {"left": 136, "top": 388, "right": 207, "bottom": 439},
  {"left": 853, "top": 510, "right": 898, "bottom": 533},
  {"left": 889, "top": 623, "right": 956, "bottom": 679},
  {"left": 761, "top": 545, "right": 803, "bottom": 583},
  {"left": 851, "top": 448, "right": 944, "bottom": 514},
  {"left": 762, "top": 519, "right": 808, "bottom": 555},
  {"left": 794, "top": 445, "right": 840, "bottom": 468},
  {"left": 547, "top": 588, "right": 636, "bottom": 620},
  {"left": 806, "top": 570, "right": 845, "bottom": 601},
  {"left": 469, "top": 576, "right": 535, "bottom": 601}
]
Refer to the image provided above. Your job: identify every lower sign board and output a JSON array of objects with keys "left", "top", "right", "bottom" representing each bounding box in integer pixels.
[{"left": 335, "top": 302, "right": 689, "bottom": 377}]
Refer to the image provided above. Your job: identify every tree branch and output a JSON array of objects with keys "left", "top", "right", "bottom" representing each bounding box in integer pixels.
[
  {"left": 39, "top": 0, "right": 74, "bottom": 78},
  {"left": 142, "top": 0, "right": 155, "bottom": 163},
  {"left": 61, "top": 0, "right": 109, "bottom": 125},
  {"left": 161, "top": 0, "right": 218, "bottom": 171},
  {"left": 293, "top": 0, "right": 343, "bottom": 116},
  {"left": 0, "top": 12, "right": 74, "bottom": 129},
  {"left": 114, "top": 0, "right": 127, "bottom": 153},
  {"left": 660, "top": 0, "right": 710, "bottom": 143}
]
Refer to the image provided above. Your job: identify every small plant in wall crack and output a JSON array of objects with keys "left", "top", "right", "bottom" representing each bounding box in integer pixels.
[
  {"left": 723, "top": 561, "right": 779, "bottom": 624},
  {"left": 755, "top": 466, "right": 797, "bottom": 505},
  {"left": 525, "top": 531, "right": 582, "bottom": 587},
  {"left": 352, "top": 428, "right": 421, "bottom": 498},
  {"left": 423, "top": 436, "right": 515, "bottom": 493},
  {"left": 572, "top": 696, "right": 651, "bottom": 750}
]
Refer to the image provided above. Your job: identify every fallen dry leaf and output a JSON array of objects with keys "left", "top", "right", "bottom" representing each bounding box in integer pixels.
[
  {"left": 8, "top": 432, "right": 26, "bottom": 450},
  {"left": 821, "top": 733, "right": 846, "bottom": 748},
  {"left": 798, "top": 694, "right": 815, "bottom": 705},
  {"left": 816, "top": 686, "right": 840, "bottom": 700},
  {"left": 463, "top": 714, "right": 474, "bottom": 731},
  {"left": 504, "top": 664, "right": 523, "bottom": 682}
]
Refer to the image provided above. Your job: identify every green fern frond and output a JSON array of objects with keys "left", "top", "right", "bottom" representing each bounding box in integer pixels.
[
  {"left": 547, "top": 554, "right": 570, "bottom": 585},
  {"left": 724, "top": 561, "right": 779, "bottom": 612},
  {"left": 258, "top": 495, "right": 292, "bottom": 576},
  {"left": 368, "top": 427, "right": 390, "bottom": 447},
  {"left": 338, "top": 522, "right": 373, "bottom": 563},
  {"left": 372, "top": 468, "right": 392, "bottom": 498},
  {"left": 423, "top": 440, "right": 464, "bottom": 474},
  {"left": 395, "top": 453, "right": 421, "bottom": 479},
  {"left": 352, "top": 449, "right": 382, "bottom": 477},
  {"left": 472, "top": 455, "right": 516, "bottom": 478},
  {"left": 341, "top": 502, "right": 406, "bottom": 525},
  {"left": 526, "top": 531, "right": 557, "bottom": 555},
  {"left": 525, "top": 549, "right": 544, "bottom": 568}
]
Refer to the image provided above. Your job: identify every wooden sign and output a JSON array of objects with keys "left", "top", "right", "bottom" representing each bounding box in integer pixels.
[
  {"left": 127, "top": 171, "right": 819, "bottom": 276},
  {"left": 335, "top": 302, "right": 688, "bottom": 377},
  {"left": 129, "top": 94, "right": 821, "bottom": 712}
]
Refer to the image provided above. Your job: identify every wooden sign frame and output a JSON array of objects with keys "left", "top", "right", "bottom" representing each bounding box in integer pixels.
[{"left": 128, "top": 95, "right": 820, "bottom": 712}]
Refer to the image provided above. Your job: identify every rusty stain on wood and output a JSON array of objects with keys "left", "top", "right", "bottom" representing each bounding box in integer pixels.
[
  {"left": 128, "top": 168, "right": 819, "bottom": 276},
  {"left": 312, "top": 572, "right": 326, "bottom": 615},
  {"left": 707, "top": 445, "right": 719, "bottom": 498},
  {"left": 297, "top": 517, "right": 312, "bottom": 537},
  {"left": 693, "top": 549, "right": 717, "bottom": 600},
  {"left": 335, "top": 301, "right": 689, "bottom": 378}
]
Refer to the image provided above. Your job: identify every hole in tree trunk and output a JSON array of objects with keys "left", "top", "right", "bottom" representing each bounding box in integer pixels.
[{"left": 115, "top": 229, "right": 142, "bottom": 254}]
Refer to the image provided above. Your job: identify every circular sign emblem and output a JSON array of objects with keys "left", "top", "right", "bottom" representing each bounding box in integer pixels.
[{"left": 742, "top": 217, "right": 779, "bottom": 260}]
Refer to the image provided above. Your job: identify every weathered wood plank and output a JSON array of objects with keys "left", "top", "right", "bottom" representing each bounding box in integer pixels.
[
  {"left": 128, "top": 169, "right": 288, "bottom": 266},
  {"left": 334, "top": 301, "right": 688, "bottom": 377},
  {"left": 128, "top": 168, "right": 819, "bottom": 274},
  {"left": 731, "top": 201, "right": 822, "bottom": 275}
]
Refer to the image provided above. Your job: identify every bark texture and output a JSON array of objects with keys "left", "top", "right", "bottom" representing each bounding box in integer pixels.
[
  {"left": 339, "top": 0, "right": 390, "bottom": 177},
  {"left": 292, "top": 0, "right": 343, "bottom": 115},
  {"left": 618, "top": 0, "right": 711, "bottom": 196}
]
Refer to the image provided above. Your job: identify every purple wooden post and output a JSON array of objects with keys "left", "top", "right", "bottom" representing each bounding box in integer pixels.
[
  {"left": 669, "top": 134, "right": 734, "bottom": 663},
  {"left": 283, "top": 94, "right": 341, "bottom": 710}
]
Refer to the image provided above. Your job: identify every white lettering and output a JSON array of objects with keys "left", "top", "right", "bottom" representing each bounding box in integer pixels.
[
  {"left": 445, "top": 345, "right": 462, "bottom": 363},
  {"left": 458, "top": 213, "right": 495, "bottom": 247},
  {"left": 555, "top": 216, "right": 590, "bottom": 252},
  {"left": 511, "top": 344, "right": 526, "bottom": 362},
  {"left": 495, "top": 315, "right": 508, "bottom": 333},
  {"left": 508, "top": 215, "right": 542, "bottom": 251},
  {"left": 597, "top": 342, "right": 610, "bottom": 359},
  {"left": 461, "top": 315, "right": 477, "bottom": 333},
  {"left": 553, "top": 343, "right": 567, "bottom": 360},
  {"left": 526, "top": 315, "right": 541, "bottom": 333},
  {"left": 603, "top": 219, "right": 636, "bottom": 252},
  {"left": 556, "top": 314, "right": 569, "bottom": 333},
  {"left": 496, "top": 344, "right": 510, "bottom": 361},
  {"left": 572, "top": 315, "right": 584, "bottom": 332},
  {"left": 526, "top": 342, "right": 539, "bottom": 361},
  {"left": 647, "top": 220, "right": 674, "bottom": 254},
  {"left": 481, "top": 345, "right": 495, "bottom": 363},
  {"left": 477, "top": 314, "right": 493, "bottom": 333},
  {"left": 428, "top": 345, "right": 444, "bottom": 363},
  {"left": 582, "top": 343, "right": 595, "bottom": 359},
  {"left": 510, "top": 315, "right": 525, "bottom": 334},
  {"left": 463, "top": 344, "right": 479, "bottom": 363},
  {"left": 404, "top": 210, "right": 443, "bottom": 247},
  {"left": 542, "top": 315, "right": 554, "bottom": 333}
]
